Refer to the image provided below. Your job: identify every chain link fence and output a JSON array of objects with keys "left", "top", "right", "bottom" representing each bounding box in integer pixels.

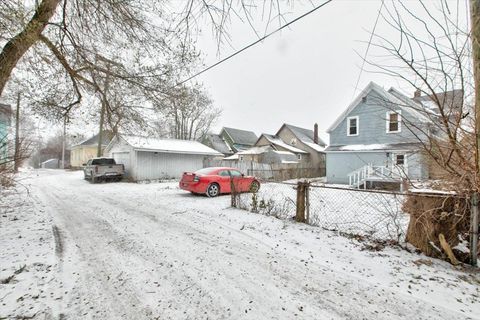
[{"left": 233, "top": 179, "right": 477, "bottom": 265}]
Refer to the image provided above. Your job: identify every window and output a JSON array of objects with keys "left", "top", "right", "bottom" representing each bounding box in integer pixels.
[
  {"left": 291, "top": 138, "right": 297, "bottom": 145},
  {"left": 239, "top": 155, "right": 244, "bottom": 161},
  {"left": 297, "top": 154, "right": 302, "bottom": 161},
  {"left": 386, "top": 111, "right": 401, "bottom": 133},
  {"left": 395, "top": 154, "right": 405, "bottom": 166},
  {"left": 347, "top": 116, "right": 359, "bottom": 136},
  {"left": 229, "top": 170, "right": 243, "bottom": 177},
  {"left": 218, "top": 170, "right": 230, "bottom": 176}
]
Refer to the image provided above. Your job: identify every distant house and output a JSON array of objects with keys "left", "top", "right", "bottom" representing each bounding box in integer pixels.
[
  {"left": 105, "top": 134, "right": 222, "bottom": 180},
  {"left": 225, "top": 145, "right": 298, "bottom": 164},
  {"left": 273, "top": 123, "right": 326, "bottom": 170},
  {"left": 325, "top": 82, "right": 435, "bottom": 186},
  {"left": 0, "top": 103, "right": 12, "bottom": 163},
  {"left": 202, "top": 127, "right": 258, "bottom": 156},
  {"left": 70, "top": 132, "right": 112, "bottom": 167},
  {"left": 201, "top": 133, "right": 233, "bottom": 156},
  {"left": 255, "top": 133, "right": 309, "bottom": 163}
]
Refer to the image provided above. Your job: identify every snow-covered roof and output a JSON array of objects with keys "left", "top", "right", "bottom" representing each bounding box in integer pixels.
[
  {"left": 304, "top": 142, "right": 326, "bottom": 152},
  {"left": 223, "top": 154, "right": 239, "bottom": 160},
  {"left": 73, "top": 131, "right": 112, "bottom": 148},
  {"left": 325, "top": 142, "right": 422, "bottom": 152},
  {"left": 237, "top": 145, "right": 271, "bottom": 155},
  {"left": 278, "top": 124, "right": 327, "bottom": 148},
  {"left": 120, "top": 135, "right": 222, "bottom": 156},
  {"left": 327, "top": 82, "right": 431, "bottom": 133},
  {"left": 259, "top": 134, "right": 308, "bottom": 154},
  {"left": 204, "top": 133, "right": 233, "bottom": 155},
  {"left": 272, "top": 150, "right": 295, "bottom": 156},
  {"left": 222, "top": 127, "right": 258, "bottom": 145}
]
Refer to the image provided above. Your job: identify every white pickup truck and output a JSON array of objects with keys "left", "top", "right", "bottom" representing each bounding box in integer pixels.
[{"left": 83, "top": 158, "right": 125, "bottom": 183}]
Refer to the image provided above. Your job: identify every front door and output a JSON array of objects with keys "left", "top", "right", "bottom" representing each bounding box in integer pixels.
[{"left": 391, "top": 153, "right": 408, "bottom": 178}]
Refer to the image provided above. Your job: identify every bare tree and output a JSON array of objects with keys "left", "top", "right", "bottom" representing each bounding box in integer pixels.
[
  {"left": 151, "top": 84, "right": 221, "bottom": 140},
  {"left": 365, "top": 0, "right": 474, "bottom": 191}
]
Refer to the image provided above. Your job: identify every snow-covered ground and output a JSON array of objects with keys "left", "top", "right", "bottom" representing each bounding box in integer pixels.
[
  {"left": 1, "top": 169, "right": 479, "bottom": 319},
  {"left": 238, "top": 182, "right": 408, "bottom": 241}
]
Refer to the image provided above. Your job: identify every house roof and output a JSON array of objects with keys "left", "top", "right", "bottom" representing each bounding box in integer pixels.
[
  {"left": 74, "top": 132, "right": 112, "bottom": 148},
  {"left": 325, "top": 142, "right": 423, "bottom": 152},
  {"left": 277, "top": 124, "right": 327, "bottom": 151},
  {"left": 413, "top": 89, "right": 464, "bottom": 116},
  {"left": 257, "top": 134, "right": 309, "bottom": 154},
  {"left": 204, "top": 133, "right": 233, "bottom": 155},
  {"left": 121, "top": 135, "right": 222, "bottom": 156},
  {"left": 326, "top": 82, "right": 431, "bottom": 133},
  {"left": 237, "top": 145, "right": 271, "bottom": 155},
  {"left": 222, "top": 127, "right": 258, "bottom": 146}
]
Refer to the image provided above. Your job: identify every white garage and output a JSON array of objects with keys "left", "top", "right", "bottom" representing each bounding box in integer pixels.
[{"left": 105, "top": 135, "right": 222, "bottom": 181}]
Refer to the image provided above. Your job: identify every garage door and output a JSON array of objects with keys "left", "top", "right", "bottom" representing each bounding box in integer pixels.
[{"left": 112, "top": 152, "right": 131, "bottom": 177}]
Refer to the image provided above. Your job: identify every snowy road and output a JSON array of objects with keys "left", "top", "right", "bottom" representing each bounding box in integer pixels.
[{"left": 3, "top": 170, "right": 480, "bottom": 319}]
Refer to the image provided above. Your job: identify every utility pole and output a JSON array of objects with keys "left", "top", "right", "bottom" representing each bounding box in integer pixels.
[
  {"left": 61, "top": 116, "right": 66, "bottom": 169},
  {"left": 470, "top": 0, "right": 480, "bottom": 266},
  {"left": 14, "top": 92, "right": 20, "bottom": 172}
]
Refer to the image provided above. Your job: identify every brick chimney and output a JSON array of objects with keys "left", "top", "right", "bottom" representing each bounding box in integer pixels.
[
  {"left": 313, "top": 123, "right": 319, "bottom": 144},
  {"left": 413, "top": 89, "right": 421, "bottom": 98}
]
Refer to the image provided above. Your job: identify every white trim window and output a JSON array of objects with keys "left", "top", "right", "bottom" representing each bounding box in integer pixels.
[
  {"left": 297, "top": 154, "right": 302, "bottom": 161},
  {"left": 347, "top": 116, "right": 359, "bottom": 136},
  {"left": 386, "top": 110, "right": 402, "bottom": 133},
  {"left": 395, "top": 154, "right": 405, "bottom": 166}
]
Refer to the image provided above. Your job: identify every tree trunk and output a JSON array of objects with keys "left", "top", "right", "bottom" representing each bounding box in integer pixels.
[{"left": 0, "top": 0, "right": 61, "bottom": 97}]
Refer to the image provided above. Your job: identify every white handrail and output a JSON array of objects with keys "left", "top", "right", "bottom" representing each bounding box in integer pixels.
[{"left": 347, "top": 164, "right": 403, "bottom": 188}]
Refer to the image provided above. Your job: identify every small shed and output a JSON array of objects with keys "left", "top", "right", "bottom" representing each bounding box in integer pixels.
[
  {"left": 41, "top": 158, "right": 60, "bottom": 169},
  {"left": 105, "top": 135, "right": 222, "bottom": 181}
]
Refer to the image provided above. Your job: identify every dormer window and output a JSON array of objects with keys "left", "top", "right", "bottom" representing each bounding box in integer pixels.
[
  {"left": 386, "top": 111, "right": 401, "bottom": 133},
  {"left": 347, "top": 116, "right": 359, "bottom": 136},
  {"left": 291, "top": 138, "right": 297, "bottom": 145}
]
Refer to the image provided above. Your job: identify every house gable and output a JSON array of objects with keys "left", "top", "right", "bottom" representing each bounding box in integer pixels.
[{"left": 328, "top": 82, "right": 430, "bottom": 147}]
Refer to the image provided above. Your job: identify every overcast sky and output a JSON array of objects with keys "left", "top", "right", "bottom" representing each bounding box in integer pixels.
[{"left": 193, "top": 0, "right": 469, "bottom": 143}]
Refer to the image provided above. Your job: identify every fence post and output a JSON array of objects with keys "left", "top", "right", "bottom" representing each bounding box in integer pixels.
[
  {"left": 305, "top": 182, "right": 310, "bottom": 224},
  {"left": 296, "top": 182, "right": 306, "bottom": 223},
  {"left": 471, "top": 192, "right": 479, "bottom": 266},
  {"left": 230, "top": 176, "right": 237, "bottom": 208}
]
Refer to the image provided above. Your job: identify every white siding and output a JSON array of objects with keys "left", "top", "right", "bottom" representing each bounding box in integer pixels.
[
  {"left": 111, "top": 152, "right": 131, "bottom": 177},
  {"left": 135, "top": 151, "right": 205, "bottom": 180}
]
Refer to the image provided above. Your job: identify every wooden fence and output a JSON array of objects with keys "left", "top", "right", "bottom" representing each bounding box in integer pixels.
[{"left": 203, "top": 159, "right": 325, "bottom": 182}]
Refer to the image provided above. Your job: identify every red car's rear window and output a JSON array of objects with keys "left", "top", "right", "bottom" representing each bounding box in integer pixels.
[{"left": 194, "top": 168, "right": 216, "bottom": 175}]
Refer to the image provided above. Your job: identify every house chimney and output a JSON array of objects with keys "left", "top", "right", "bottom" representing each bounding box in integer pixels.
[
  {"left": 413, "top": 89, "right": 421, "bottom": 98},
  {"left": 313, "top": 123, "right": 319, "bottom": 144}
]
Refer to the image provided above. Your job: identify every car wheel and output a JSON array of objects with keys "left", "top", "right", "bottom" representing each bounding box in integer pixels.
[
  {"left": 250, "top": 181, "right": 260, "bottom": 193},
  {"left": 206, "top": 183, "right": 220, "bottom": 197}
]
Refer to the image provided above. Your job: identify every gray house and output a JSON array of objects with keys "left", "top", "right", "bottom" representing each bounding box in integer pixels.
[
  {"left": 325, "top": 82, "right": 433, "bottom": 186},
  {"left": 202, "top": 127, "right": 258, "bottom": 156},
  {"left": 274, "top": 123, "right": 326, "bottom": 171}
]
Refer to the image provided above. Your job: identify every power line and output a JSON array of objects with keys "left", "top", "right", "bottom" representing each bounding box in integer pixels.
[
  {"left": 351, "top": 0, "right": 384, "bottom": 99},
  {"left": 176, "top": 0, "right": 334, "bottom": 87}
]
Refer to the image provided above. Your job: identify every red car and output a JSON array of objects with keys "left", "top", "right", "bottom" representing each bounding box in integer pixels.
[{"left": 179, "top": 167, "right": 260, "bottom": 197}]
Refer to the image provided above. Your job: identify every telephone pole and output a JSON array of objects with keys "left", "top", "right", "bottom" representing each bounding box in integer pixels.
[{"left": 470, "top": 0, "right": 480, "bottom": 266}]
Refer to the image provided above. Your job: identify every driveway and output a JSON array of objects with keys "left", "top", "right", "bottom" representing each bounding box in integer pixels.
[{"left": 4, "top": 169, "right": 478, "bottom": 320}]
